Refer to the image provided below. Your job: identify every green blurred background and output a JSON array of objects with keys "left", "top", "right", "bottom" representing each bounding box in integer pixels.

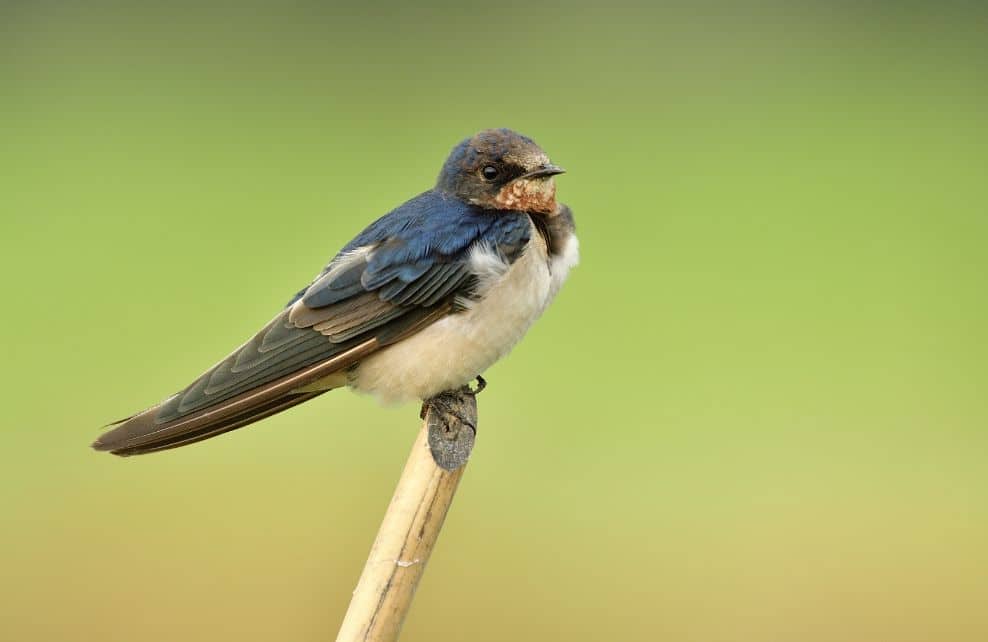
[{"left": 2, "top": 2, "right": 987, "bottom": 640}]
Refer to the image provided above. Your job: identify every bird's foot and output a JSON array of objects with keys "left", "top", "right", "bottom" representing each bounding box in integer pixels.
[
  {"left": 421, "top": 390, "right": 476, "bottom": 431},
  {"left": 419, "top": 375, "right": 486, "bottom": 419},
  {"left": 468, "top": 375, "right": 487, "bottom": 395}
]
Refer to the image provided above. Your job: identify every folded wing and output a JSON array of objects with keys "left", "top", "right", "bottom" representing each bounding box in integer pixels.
[{"left": 93, "top": 193, "right": 531, "bottom": 456}]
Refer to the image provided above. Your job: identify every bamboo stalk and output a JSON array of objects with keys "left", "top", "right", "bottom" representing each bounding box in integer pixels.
[{"left": 335, "top": 388, "right": 478, "bottom": 642}]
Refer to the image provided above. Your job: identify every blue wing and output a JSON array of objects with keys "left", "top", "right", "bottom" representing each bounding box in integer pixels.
[{"left": 291, "top": 190, "right": 531, "bottom": 308}]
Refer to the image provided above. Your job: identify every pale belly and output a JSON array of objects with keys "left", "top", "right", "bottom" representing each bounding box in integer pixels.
[{"left": 348, "top": 229, "right": 576, "bottom": 404}]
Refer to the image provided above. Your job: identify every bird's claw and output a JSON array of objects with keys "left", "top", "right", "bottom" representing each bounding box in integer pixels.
[
  {"left": 468, "top": 375, "right": 487, "bottom": 395},
  {"left": 419, "top": 376, "right": 486, "bottom": 419}
]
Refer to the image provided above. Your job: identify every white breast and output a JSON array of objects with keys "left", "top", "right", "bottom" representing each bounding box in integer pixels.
[{"left": 349, "top": 221, "right": 578, "bottom": 404}]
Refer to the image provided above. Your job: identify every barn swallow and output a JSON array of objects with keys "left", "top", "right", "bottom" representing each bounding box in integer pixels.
[{"left": 92, "top": 128, "right": 579, "bottom": 456}]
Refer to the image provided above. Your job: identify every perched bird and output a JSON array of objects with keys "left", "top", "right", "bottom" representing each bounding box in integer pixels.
[{"left": 93, "top": 128, "right": 579, "bottom": 456}]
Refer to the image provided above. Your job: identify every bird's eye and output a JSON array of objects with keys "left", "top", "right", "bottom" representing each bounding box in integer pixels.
[{"left": 481, "top": 165, "right": 499, "bottom": 181}]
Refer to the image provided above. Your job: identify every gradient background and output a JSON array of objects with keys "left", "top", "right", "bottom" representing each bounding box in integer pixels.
[{"left": 2, "top": 2, "right": 987, "bottom": 641}]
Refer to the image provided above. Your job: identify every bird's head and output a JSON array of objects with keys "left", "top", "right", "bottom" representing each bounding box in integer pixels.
[{"left": 436, "top": 128, "right": 565, "bottom": 215}]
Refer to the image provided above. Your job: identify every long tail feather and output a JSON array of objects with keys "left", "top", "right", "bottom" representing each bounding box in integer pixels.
[
  {"left": 99, "top": 390, "right": 329, "bottom": 456},
  {"left": 92, "top": 338, "right": 377, "bottom": 456}
]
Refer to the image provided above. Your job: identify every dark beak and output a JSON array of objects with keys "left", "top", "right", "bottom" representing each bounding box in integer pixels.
[{"left": 519, "top": 164, "right": 566, "bottom": 180}]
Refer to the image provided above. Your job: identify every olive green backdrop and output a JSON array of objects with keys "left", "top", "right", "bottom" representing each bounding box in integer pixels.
[{"left": 2, "top": 2, "right": 986, "bottom": 641}]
